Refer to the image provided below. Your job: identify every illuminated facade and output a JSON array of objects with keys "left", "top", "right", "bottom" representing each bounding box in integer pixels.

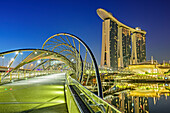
[
  {"left": 97, "top": 8, "right": 147, "bottom": 69},
  {"left": 122, "top": 28, "right": 131, "bottom": 67}
]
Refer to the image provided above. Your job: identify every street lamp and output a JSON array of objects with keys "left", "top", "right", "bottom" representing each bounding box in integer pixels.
[
  {"left": 30, "top": 63, "right": 33, "bottom": 68},
  {"left": 37, "top": 60, "right": 41, "bottom": 64},
  {"left": 11, "top": 58, "right": 14, "bottom": 61},
  {"left": 15, "top": 51, "right": 19, "bottom": 55},
  {"left": 71, "top": 59, "right": 74, "bottom": 62}
]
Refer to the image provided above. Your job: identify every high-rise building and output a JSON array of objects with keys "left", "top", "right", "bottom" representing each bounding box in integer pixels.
[{"left": 97, "top": 8, "right": 147, "bottom": 69}]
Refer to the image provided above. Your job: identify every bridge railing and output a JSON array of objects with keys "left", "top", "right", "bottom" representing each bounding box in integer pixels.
[
  {"left": 0, "top": 70, "right": 65, "bottom": 84},
  {"left": 66, "top": 72, "right": 121, "bottom": 113}
]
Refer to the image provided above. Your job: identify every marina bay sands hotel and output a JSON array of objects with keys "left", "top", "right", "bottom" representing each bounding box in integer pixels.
[{"left": 97, "top": 8, "right": 147, "bottom": 69}]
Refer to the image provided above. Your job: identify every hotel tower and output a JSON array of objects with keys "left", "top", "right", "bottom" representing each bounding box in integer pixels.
[{"left": 97, "top": 8, "right": 146, "bottom": 69}]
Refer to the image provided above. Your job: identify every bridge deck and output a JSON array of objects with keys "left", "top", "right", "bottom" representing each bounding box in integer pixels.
[{"left": 0, "top": 73, "right": 68, "bottom": 113}]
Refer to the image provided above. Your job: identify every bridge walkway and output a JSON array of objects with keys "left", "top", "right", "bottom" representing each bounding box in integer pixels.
[{"left": 0, "top": 73, "right": 68, "bottom": 113}]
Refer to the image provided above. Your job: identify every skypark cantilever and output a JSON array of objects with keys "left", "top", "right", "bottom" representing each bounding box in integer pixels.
[
  {"left": 97, "top": 8, "right": 147, "bottom": 69},
  {"left": 97, "top": 8, "right": 146, "bottom": 34}
]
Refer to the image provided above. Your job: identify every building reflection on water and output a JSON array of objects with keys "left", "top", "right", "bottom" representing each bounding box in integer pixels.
[
  {"left": 104, "top": 83, "right": 170, "bottom": 113},
  {"left": 111, "top": 93, "right": 149, "bottom": 113}
]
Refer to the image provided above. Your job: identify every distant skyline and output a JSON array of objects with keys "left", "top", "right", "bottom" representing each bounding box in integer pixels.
[{"left": 0, "top": 0, "right": 170, "bottom": 64}]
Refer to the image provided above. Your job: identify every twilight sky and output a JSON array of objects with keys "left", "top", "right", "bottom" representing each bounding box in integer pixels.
[{"left": 0, "top": 0, "right": 169, "bottom": 64}]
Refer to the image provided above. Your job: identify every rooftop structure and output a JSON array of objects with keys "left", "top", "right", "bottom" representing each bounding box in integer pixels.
[{"left": 97, "top": 8, "right": 147, "bottom": 69}]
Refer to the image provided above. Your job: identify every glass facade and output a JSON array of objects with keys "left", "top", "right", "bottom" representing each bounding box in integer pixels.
[
  {"left": 98, "top": 8, "right": 147, "bottom": 68},
  {"left": 101, "top": 19, "right": 146, "bottom": 68},
  {"left": 104, "top": 45, "right": 107, "bottom": 65},
  {"left": 122, "top": 28, "right": 131, "bottom": 67},
  {"left": 109, "top": 19, "right": 118, "bottom": 69},
  {"left": 136, "top": 33, "right": 146, "bottom": 62}
]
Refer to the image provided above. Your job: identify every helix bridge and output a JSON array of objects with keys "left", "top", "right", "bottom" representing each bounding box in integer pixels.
[{"left": 0, "top": 33, "right": 121, "bottom": 113}]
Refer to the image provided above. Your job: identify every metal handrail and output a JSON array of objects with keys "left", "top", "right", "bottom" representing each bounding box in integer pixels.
[
  {"left": 66, "top": 82, "right": 84, "bottom": 113},
  {"left": 66, "top": 74, "right": 121, "bottom": 113}
]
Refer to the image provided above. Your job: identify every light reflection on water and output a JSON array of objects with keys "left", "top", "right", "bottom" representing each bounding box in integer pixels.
[{"left": 104, "top": 82, "right": 170, "bottom": 113}]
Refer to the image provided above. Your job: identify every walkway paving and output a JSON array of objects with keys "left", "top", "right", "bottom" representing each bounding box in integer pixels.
[{"left": 0, "top": 73, "right": 68, "bottom": 113}]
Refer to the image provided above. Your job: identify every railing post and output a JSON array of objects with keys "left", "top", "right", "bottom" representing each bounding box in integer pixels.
[
  {"left": 0, "top": 73, "right": 1, "bottom": 83},
  {"left": 18, "top": 71, "right": 19, "bottom": 79},
  {"left": 10, "top": 73, "right": 12, "bottom": 81}
]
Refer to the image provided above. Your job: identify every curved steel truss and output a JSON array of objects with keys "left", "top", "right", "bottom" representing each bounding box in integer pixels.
[
  {"left": 0, "top": 49, "right": 74, "bottom": 82},
  {"left": 42, "top": 33, "right": 103, "bottom": 98},
  {"left": 0, "top": 33, "right": 103, "bottom": 98}
]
